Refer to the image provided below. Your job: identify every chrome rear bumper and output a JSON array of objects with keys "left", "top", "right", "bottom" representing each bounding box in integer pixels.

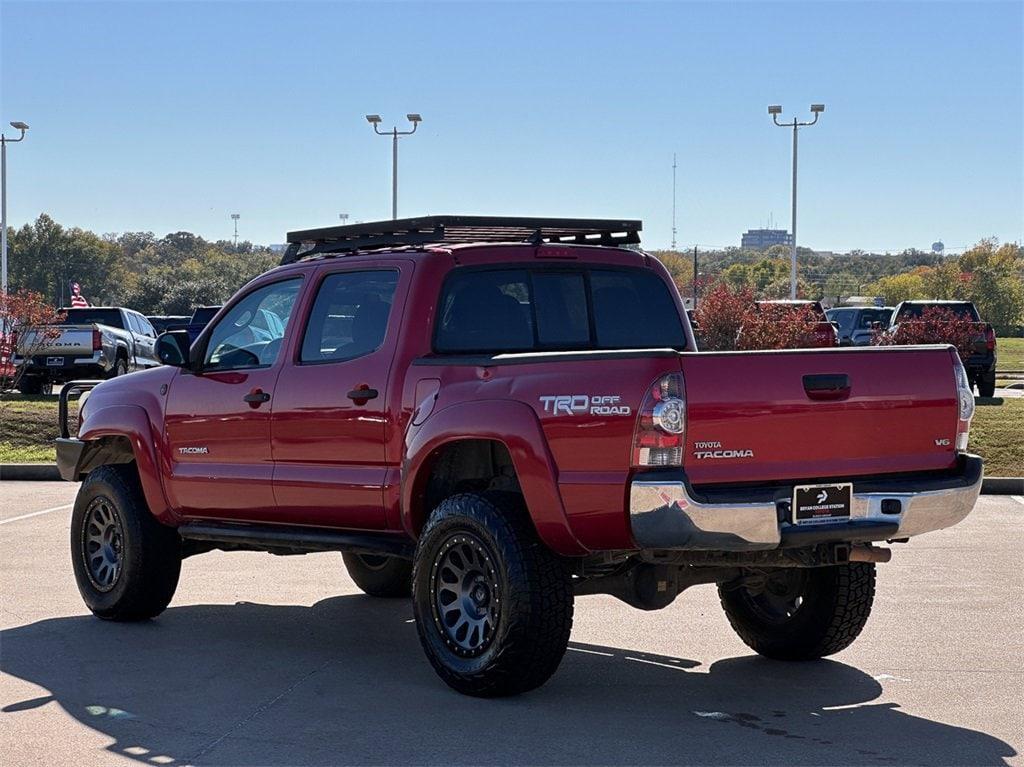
[{"left": 629, "top": 456, "right": 983, "bottom": 551}]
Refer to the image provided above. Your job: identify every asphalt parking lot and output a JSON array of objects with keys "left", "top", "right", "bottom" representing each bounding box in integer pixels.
[{"left": 1, "top": 482, "right": 1022, "bottom": 766}]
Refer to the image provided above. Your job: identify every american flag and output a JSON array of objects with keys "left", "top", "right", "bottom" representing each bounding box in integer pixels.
[{"left": 70, "top": 281, "right": 89, "bottom": 308}]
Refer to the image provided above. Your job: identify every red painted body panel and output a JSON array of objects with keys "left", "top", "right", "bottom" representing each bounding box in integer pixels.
[
  {"left": 269, "top": 260, "right": 414, "bottom": 529},
  {"left": 164, "top": 367, "right": 281, "bottom": 521},
  {"left": 70, "top": 241, "right": 963, "bottom": 557},
  {"left": 404, "top": 399, "right": 588, "bottom": 555},
  {"left": 678, "top": 347, "right": 959, "bottom": 485},
  {"left": 74, "top": 366, "right": 178, "bottom": 525}
]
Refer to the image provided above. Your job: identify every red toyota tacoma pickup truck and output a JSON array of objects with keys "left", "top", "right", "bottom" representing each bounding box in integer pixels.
[{"left": 56, "top": 216, "right": 983, "bottom": 697}]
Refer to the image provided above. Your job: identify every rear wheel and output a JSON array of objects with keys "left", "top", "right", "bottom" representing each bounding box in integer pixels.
[
  {"left": 71, "top": 464, "right": 181, "bottom": 620},
  {"left": 412, "top": 492, "right": 574, "bottom": 697},
  {"left": 719, "top": 563, "right": 875, "bottom": 660},
  {"left": 978, "top": 370, "right": 996, "bottom": 398},
  {"left": 342, "top": 552, "right": 412, "bottom": 597},
  {"left": 109, "top": 356, "right": 128, "bottom": 379},
  {"left": 17, "top": 376, "right": 50, "bottom": 395}
]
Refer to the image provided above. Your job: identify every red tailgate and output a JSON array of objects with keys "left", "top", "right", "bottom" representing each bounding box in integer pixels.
[{"left": 679, "top": 346, "right": 959, "bottom": 485}]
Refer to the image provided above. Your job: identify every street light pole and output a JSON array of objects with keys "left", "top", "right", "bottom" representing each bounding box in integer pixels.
[
  {"left": 231, "top": 213, "right": 240, "bottom": 250},
  {"left": 1, "top": 121, "right": 30, "bottom": 294},
  {"left": 365, "top": 113, "right": 421, "bottom": 220},
  {"left": 768, "top": 104, "right": 824, "bottom": 299}
]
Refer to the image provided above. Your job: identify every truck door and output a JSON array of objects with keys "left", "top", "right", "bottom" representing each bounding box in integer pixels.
[
  {"left": 270, "top": 263, "right": 409, "bottom": 529},
  {"left": 164, "top": 277, "right": 303, "bottom": 520}
]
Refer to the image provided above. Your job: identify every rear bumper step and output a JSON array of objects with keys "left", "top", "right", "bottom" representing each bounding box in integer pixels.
[{"left": 629, "top": 455, "right": 983, "bottom": 552}]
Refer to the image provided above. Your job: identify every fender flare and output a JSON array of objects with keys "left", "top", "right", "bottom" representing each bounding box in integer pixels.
[
  {"left": 79, "top": 404, "right": 177, "bottom": 525},
  {"left": 403, "top": 399, "right": 588, "bottom": 556}
]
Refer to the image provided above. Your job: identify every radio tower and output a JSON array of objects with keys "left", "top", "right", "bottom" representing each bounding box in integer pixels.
[{"left": 671, "top": 153, "right": 678, "bottom": 251}]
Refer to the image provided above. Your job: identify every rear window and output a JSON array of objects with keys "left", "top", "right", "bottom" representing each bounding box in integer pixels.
[
  {"left": 826, "top": 308, "right": 857, "bottom": 333},
  {"left": 434, "top": 267, "right": 686, "bottom": 354},
  {"left": 897, "top": 303, "right": 979, "bottom": 322},
  {"left": 61, "top": 309, "right": 124, "bottom": 328}
]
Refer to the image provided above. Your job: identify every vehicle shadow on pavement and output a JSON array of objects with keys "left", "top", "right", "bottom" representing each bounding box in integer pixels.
[{"left": 0, "top": 595, "right": 1016, "bottom": 766}]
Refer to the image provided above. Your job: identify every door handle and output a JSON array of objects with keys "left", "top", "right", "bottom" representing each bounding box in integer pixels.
[
  {"left": 802, "top": 374, "right": 850, "bottom": 401},
  {"left": 347, "top": 385, "right": 379, "bottom": 403},
  {"left": 243, "top": 389, "right": 271, "bottom": 404}
]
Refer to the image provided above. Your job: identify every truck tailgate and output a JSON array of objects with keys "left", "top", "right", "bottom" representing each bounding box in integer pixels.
[
  {"left": 19, "top": 325, "right": 95, "bottom": 356},
  {"left": 679, "top": 346, "right": 960, "bottom": 485}
]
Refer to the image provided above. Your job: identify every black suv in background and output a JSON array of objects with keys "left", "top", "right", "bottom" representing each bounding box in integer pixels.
[
  {"left": 890, "top": 300, "right": 997, "bottom": 396},
  {"left": 826, "top": 306, "right": 894, "bottom": 346}
]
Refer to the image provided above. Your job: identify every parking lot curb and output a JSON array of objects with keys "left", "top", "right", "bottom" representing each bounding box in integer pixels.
[
  {"left": 0, "top": 464, "right": 62, "bottom": 481},
  {"left": 2, "top": 463, "right": 1022, "bottom": 496},
  {"left": 982, "top": 477, "right": 1024, "bottom": 495}
]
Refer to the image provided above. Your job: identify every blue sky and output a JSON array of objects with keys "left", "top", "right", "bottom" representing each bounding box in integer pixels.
[{"left": 2, "top": 1, "right": 1021, "bottom": 252}]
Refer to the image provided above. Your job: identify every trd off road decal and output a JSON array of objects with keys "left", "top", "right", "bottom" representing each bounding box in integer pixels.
[{"left": 539, "top": 395, "right": 631, "bottom": 416}]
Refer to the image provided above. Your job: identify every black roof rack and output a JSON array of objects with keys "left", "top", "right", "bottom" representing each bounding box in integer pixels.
[{"left": 281, "top": 215, "right": 642, "bottom": 265}]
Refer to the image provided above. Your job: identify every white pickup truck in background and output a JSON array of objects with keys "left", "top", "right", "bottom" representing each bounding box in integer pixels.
[{"left": 14, "top": 307, "right": 162, "bottom": 394}]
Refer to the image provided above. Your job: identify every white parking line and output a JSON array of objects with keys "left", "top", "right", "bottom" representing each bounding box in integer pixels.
[
  {"left": 0, "top": 504, "right": 74, "bottom": 525},
  {"left": 1011, "top": 496, "right": 1024, "bottom": 507}
]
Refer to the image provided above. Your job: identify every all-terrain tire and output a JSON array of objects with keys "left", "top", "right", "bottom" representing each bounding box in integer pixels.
[
  {"left": 71, "top": 464, "right": 181, "bottom": 620},
  {"left": 342, "top": 552, "right": 412, "bottom": 597},
  {"left": 17, "top": 376, "right": 49, "bottom": 395},
  {"left": 718, "top": 563, "right": 875, "bottom": 660},
  {"left": 978, "top": 370, "right": 996, "bottom": 398},
  {"left": 412, "top": 492, "right": 574, "bottom": 697}
]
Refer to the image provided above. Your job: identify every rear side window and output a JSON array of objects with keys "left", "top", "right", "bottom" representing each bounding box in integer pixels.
[
  {"left": 434, "top": 267, "right": 686, "bottom": 354},
  {"left": 300, "top": 270, "right": 399, "bottom": 363}
]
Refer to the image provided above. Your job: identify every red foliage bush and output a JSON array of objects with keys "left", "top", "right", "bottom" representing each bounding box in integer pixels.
[
  {"left": 1, "top": 289, "right": 65, "bottom": 389},
  {"left": 693, "top": 284, "right": 753, "bottom": 351},
  {"left": 693, "top": 285, "right": 824, "bottom": 351},
  {"left": 737, "top": 302, "right": 824, "bottom": 351},
  {"left": 872, "top": 306, "right": 981, "bottom": 363}
]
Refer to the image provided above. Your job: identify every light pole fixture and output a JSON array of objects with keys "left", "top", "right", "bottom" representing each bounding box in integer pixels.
[
  {"left": 365, "top": 113, "right": 421, "bottom": 220},
  {"left": 1, "top": 120, "right": 30, "bottom": 294},
  {"left": 769, "top": 103, "right": 824, "bottom": 299},
  {"left": 339, "top": 213, "right": 350, "bottom": 225},
  {"left": 231, "top": 213, "right": 240, "bottom": 250}
]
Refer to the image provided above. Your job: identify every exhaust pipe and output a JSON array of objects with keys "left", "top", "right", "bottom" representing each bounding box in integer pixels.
[{"left": 849, "top": 545, "right": 891, "bottom": 563}]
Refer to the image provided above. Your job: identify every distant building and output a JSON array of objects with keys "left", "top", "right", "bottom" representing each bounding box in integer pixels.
[{"left": 741, "top": 228, "right": 793, "bottom": 250}]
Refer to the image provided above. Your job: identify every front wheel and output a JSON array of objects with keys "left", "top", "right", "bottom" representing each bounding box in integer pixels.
[
  {"left": 412, "top": 493, "right": 574, "bottom": 697},
  {"left": 71, "top": 465, "right": 182, "bottom": 620},
  {"left": 719, "top": 563, "right": 875, "bottom": 660}
]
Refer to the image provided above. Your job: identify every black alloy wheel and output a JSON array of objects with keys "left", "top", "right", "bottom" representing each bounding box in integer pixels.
[
  {"left": 430, "top": 532, "right": 500, "bottom": 657},
  {"left": 81, "top": 497, "right": 125, "bottom": 592}
]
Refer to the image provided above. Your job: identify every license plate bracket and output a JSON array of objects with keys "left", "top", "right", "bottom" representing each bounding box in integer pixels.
[
  {"left": 46, "top": 356, "right": 64, "bottom": 367},
  {"left": 792, "top": 483, "right": 852, "bottom": 525}
]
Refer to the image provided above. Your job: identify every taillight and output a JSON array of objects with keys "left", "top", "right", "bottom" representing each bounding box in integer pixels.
[
  {"left": 952, "top": 351, "right": 974, "bottom": 452},
  {"left": 92, "top": 328, "right": 102, "bottom": 351},
  {"left": 632, "top": 373, "right": 686, "bottom": 467},
  {"left": 984, "top": 324, "right": 996, "bottom": 351}
]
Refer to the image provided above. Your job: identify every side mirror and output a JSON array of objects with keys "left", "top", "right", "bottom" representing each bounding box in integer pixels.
[{"left": 156, "top": 330, "right": 192, "bottom": 368}]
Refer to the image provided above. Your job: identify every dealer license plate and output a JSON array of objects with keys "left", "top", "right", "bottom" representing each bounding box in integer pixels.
[
  {"left": 46, "top": 356, "right": 64, "bottom": 366},
  {"left": 792, "top": 483, "right": 852, "bottom": 525}
]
